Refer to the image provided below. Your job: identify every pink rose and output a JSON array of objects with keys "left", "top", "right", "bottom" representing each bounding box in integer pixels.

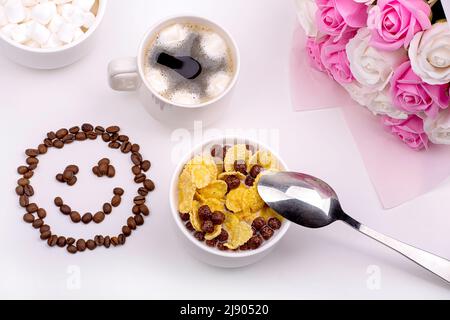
[
  {"left": 316, "top": 0, "right": 368, "bottom": 38},
  {"left": 390, "top": 61, "right": 450, "bottom": 118},
  {"left": 367, "top": 0, "right": 431, "bottom": 51},
  {"left": 306, "top": 35, "right": 330, "bottom": 72},
  {"left": 321, "top": 31, "right": 356, "bottom": 84},
  {"left": 382, "top": 115, "right": 429, "bottom": 150}
]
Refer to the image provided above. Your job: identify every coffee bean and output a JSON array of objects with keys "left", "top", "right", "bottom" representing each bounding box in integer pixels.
[
  {"left": 75, "top": 132, "right": 87, "bottom": 141},
  {"left": 87, "top": 132, "right": 97, "bottom": 140},
  {"left": 106, "top": 126, "right": 120, "bottom": 134},
  {"left": 111, "top": 237, "right": 119, "bottom": 246},
  {"left": 260, "top": 225, "right": 274, "bottom": 240},
  {"left": 63, "top": 170, "right": 74, "bottom": 181},
  {"left": 211, "top": 211, "right": 225, "bottom": 225},
  {"left": 94, "top": 235, "right": 104, "bottom": 246},
  {"left": 19, "top": 195, "right": 29, "bottom": 207},
  {"left": 120, "top": 141, "right": 132, "bottom": 153},
  {"left": 26, "top": 203, "right": 38, "bottom": 213},
  {"left": 62, "top": 133, "right": 75, "bottom": 143},
  {"left": 110, "top": 188, "right": 123, "bottom": 197},
  {"left": 69, "top": 126, "right": 80, "bottom": 134},
  {"left": 132, "top": 205, "right": 140, "bottom": 215},
  {"left": 104, "top": 236, "right": 111, "bottom": 248},
  {"left": 23, "top": 171, "right": 34, "bottom": 179},
  {"left": 40, "top": 225, "right": 50, "bottom": 234},
  {"left": 37, "top": 208, "right": 47, "bottom": 219},
  {"left": 17, "top": 166, "right": 28, "bottom": 175},
  {"left": 131, "top": 166, "right": 141, "bottom": 177},
  {"left": 86, "top": 240, "right": 97, "bottom": 251},
  {"left": 28, "top": 164, "right": 38, "bottom": 171},
  {"left": 107, "top": 165, "right": 115, "bottom": 178},
  {"left": 111, "top": 195, "right": 121, "bottom": 207},
  {"left": 194, "top": 231, "right": 205, "bottom": 242},
  {"left": 234, "top": 160, "right": 248, "bottom": 175},
  {"left": 268, "top": 218, "right": 282, "bottom": 230},
  {"left": 92, "top": 166, "right": 100, "bottom": 177},
  {"left": 47, "top": 235, "right": 58, "bottom": 247},
  {"left": 138, "top": 187, "right": 148, "bottom": 196},
  {"left": 131, "top": 152, "right": 142, "bottom": 165},
  {"left": 131, "top": 144, "right": 140, "bottom": 153},
  {"left": 32, "top": 219, "right": 43, "bottom": 229},
  {"left": 57, "top": 236, "right": 66, "bottom": 247},
  {"left": 55, "top": 129, "right": 68, "bottom": 139},
  {"left": 98, "top": 163, "right": 108, "bottom": 175},
  {"left": 134, "top": 215, "right": 144, "bottom": 226},
  {"left": 54, "top": 197, "right": 63, "bottom": 207},
  {"left": 81, "top": 123, "right": 94, "bottom": 132},
  {"left": 134, "top": 196, "right": 145, "bottom": 205},
  {"left": 108, "top": 141, "right": 120, "bottom": 149},
  {"left": 93, "top": 211, "right": 105, "bottom": 224},
  {"left": 56, "top": 173, "right": 64, "bottom": 183},
  {"left": 139, "top": 205, "right": 150, "bottom": 216},
  {"left": 224, "top": 175, "right": 240, "bottom": 191},
  {"left": 141, "top": 160, "right": 151, "bottom": 172},
  {"left": 102, "top": 133, "right": 110, "bottom": 142},
  {"left": 144, "top": 179, "right": 155, "bottom": 191},
  {"left": 24, "top": 184, "right": 34, "bottom": 197},
  {"left": 95, "top": 126, "right": 105, "bottom": 134},
  {"left": 25, "top": 149, "right": 39, "bottom": 157},
  {"left": 76, "top": 239, "right": 86, "bottom": 252},
  {"left": 16, "top": 185, "right": 24, "bottom": 196},
  {"left": 38, "top": 144, "right": 48, "bottom": 154},
  {"left": 216, "top": 230, "right": 229, "bottom": 242},
  {"left": 18, "top": 178, "right": 29, "bottom": 186},
  {"left": 26, "top": 157, "right": 39, "bottom": 166},
  {"left": 66, "top": 165, "right": 79, "bottom": 174},
  {"left": 122, "top": 226, "right": 132, "bottom": 237},
  {"left": 252, "top": 217, "right": 266, "bottom": 231},
  {"left": 70, "top": 211, "right": 81, "bottom": 223},
  {"left": 82, "top": 213, "right": 93, "bottom": 224},
  {"left": 47, "top": 131, "right": 56, "bottom": 140},
  {"left": 60, "top": 205, "right": 71, "bottom": 215},
  {"left": 53, "top": 140, "right": 64, "bottom": 149},
  {"left": 127, "top": 217, "right": 137, "bottom": 230},
  {"left": 23, "top": 213, "right": 34, "bottom": 223},
  {"left": 185, "top": 221, "right": 195, "bottom": 232},
  {"left": 245, "top": 175, "right": 255, "bottom": 187},
  {"left": 134, "top": 173, "right": 146, "bottom": 183},
  {"left": 67, "top": 245, "right": 77, "bottom": 254},
  {"left": 44, "top": 138, "right": 53, "bottom": 147},
  {"left": 67, "top": 237, "right": 76, "bottom": 245},
  {"left": 67, "top": 176, "right": 77, "bottom": 186},
  {"left": 103, "top": 203, "right": 112, "bottom": 214},
  {"left": 202, "top": 220, "right": 215, "bottom": 234},
  {"left": 40, "top": 231, "right": 51, "bottom": 240},
  {"left": 118, "top": 234, "right": 126, "bottom": 245}
]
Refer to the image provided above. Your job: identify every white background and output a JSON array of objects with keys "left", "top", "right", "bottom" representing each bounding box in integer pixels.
[{"left": 1, "top": 0, "right": 450, "bottom": 300}]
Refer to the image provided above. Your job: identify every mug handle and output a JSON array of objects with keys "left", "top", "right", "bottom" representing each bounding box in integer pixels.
[{"left": 108, "top": 57, "right": 142, "bottom": 91}]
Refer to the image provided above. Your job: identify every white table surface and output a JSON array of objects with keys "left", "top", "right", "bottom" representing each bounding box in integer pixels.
[{"left": 1, "top": 0, "right": 449, "bottom": 300}]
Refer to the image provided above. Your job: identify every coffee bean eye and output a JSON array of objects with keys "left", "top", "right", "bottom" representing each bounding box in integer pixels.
[
  {"left": 56, "top": 165, "right": 79, "bottom": 186},
  {"left": 92, "top": 158, "right": 116, "bottom": 178}
]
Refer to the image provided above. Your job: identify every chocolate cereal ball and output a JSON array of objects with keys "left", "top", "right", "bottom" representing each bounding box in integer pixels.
[{"left": 198, "top": 205, "right": 212, "bottom": 221}]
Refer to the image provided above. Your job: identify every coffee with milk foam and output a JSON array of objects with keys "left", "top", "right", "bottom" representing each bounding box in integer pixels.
[{"left": 144, "top": 23, "right": 235, "bottom": 106}]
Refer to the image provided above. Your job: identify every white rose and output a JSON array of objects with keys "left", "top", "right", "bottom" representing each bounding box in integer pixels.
[
  {"left": 409, "top": 22, "right": 450, "bottom": 85},
  {"left": 346, "top": 28, "right": 407, "bottom": 91},
  {"left": 294, "top": 0, "right": 318, "bottom": 37},
  {"left": 343, "top": 82, "right": 408, "bottom": 119},
  {"left": 424, "top": 108, "right": 450, "bottom": 145}
]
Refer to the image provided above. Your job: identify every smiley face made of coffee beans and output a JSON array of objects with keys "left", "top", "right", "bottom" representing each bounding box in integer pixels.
[{"left": 16, "top": 124, "right": 155, "bottom": 254}]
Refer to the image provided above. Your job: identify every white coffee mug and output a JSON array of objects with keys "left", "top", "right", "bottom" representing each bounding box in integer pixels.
[
  {"left": 0, "top": 0, "right": 108, "bottom": 70},
  {"left": 108, "top": 15, "right": 240, "bottom": 127}
]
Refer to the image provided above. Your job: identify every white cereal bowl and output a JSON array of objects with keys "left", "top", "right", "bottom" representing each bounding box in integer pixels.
[
  {"left": 169, "top": 137, "right": 291, "bottom": 268},
  {"left": 0, "top": 0, "right": 108, "bottom": 69}
]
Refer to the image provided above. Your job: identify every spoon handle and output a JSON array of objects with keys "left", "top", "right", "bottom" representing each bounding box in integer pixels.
[{"left": 342, "top": 216, "right": 450, "bottom": 283}]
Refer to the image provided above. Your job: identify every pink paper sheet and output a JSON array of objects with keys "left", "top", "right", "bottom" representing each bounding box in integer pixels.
[{"left": 290, "top": 26, "right": 450, "bottom": 209}]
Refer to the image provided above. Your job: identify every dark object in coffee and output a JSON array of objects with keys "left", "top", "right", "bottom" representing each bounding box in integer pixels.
[{"left": 157, "top": 52, "right": 202, "bottom": 80}]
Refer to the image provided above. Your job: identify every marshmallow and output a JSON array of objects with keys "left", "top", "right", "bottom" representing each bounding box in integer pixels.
[
  {"left": 30, "top": 22, "right": 50, "bottom": 45},
  {"left": 170, "top": 89, "right": 200, "bottom": 106},
  {"left": 22, "top": 0, "right": 38, "bottom": 7},
  {"left": 82, "top": 10, "right": 94, "bottom": 28},
  {"left": 42, "top": 32, "right": 62, "bottom": 47},
  {"left": 73, "top": 25, "right": 82, "bottom": 39},
  {"left": 146, "top": 68, "right": 169, "bottom": 94},
  {"left": 11, "top": 20, "right": 31, "bottom": 43},
  {"left": 206, "top": 71, "right": 232, "bottom": 98},
  {"left": 4, "top": 0, "right": 26, "bottom": 23},
  {"left": 72, "top": 0, "right": 94, "bottom": 12},
  {"left": 0, "top": 5, "right": 8, "bottom": 27},
  {"left": 1, "top": 22, "right": 15, "bottom": 38},
  {"left": 30, "top": 1, "right": 56, "bottom": 25},
  {"left": 68, "top": 5, "right": 85, "bottom": 27},
  {"left": 157, "top": 24, "right": 189, "bottom": 50},
  {"left": 200, "top": 32, "right": 227, "bottom": 61},
  {"left": 48, "top": 13, "right": 63, "bottom": 32},
  {"left": 56, "top": 21, "right": 74, "bottom": 43}
]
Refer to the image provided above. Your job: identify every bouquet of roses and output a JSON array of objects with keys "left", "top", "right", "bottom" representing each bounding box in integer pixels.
[{"left": 296, "top": 0, "right": 450, "bottom": 150}]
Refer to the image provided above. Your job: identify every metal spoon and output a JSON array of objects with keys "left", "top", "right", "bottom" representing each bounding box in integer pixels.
[
  {"left": 257, "top": 171, "right": 450, "bottom": 283},
  {"left": 157, "top": 52, "right": 202, "bottom": 79}
]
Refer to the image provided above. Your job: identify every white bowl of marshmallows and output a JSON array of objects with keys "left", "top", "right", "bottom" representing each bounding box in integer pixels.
[{"left": 0, "top": 0, "right": 107, "bottom": 69}]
